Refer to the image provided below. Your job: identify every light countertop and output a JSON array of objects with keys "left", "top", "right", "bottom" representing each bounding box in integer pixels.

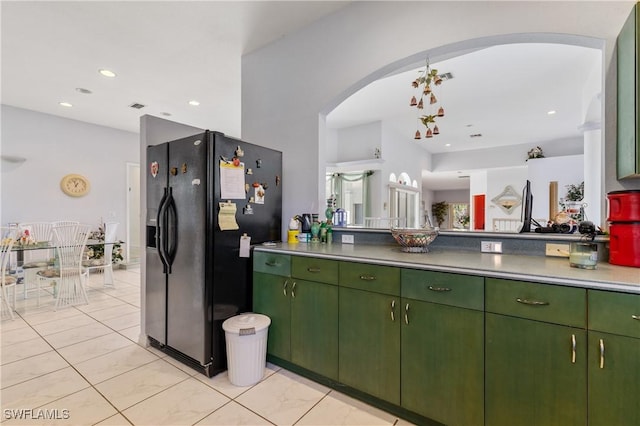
[{"left": 254, "top": 242, "right": 640, "bottom": 294}]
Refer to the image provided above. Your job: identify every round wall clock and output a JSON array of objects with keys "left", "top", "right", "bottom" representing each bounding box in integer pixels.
[{"left": 60, "top": 173, "right": 90, "bottom": 197}]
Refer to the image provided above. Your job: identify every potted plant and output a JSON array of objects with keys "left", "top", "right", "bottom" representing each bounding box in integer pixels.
[
  {"left": 561, "top": 181, "right": 585, "bottom": 221},
  {"left": 432, "top": 201, "right": 448, "bottom": 228}
]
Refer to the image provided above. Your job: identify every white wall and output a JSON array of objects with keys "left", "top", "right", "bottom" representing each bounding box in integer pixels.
[
  {"left": 527, "top": 155, "right": 584, "bottom": 220},
  {"left": 241, "top": 1, "right": 638, "bottom": 229},
  {"left": 1, "top": 105, "right": 138, "bottom": 237},
  {"left": 485, "top": 166, "right": 529, "bottom": 228}
]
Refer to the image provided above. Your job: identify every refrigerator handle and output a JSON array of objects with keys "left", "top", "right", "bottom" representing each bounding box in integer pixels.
[
  {"left": 157, "top": 187, "right": 170, "bottom": 273},
  {"left": 165, "top": 187, "right": 178, "bottom": 270}
]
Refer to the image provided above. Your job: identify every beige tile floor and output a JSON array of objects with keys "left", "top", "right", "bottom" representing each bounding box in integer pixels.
[{"left": 1, "top": 267, "right": 413, "bottom": 425}]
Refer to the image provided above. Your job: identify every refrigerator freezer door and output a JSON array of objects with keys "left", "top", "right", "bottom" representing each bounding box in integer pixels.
[
  {"left": 145, "top": 247, "right": 167, "bottom": 344},
  {"left": 145, "top": 143, "right": 169, "bottom": 344},
  {"left": 165, "top": 133, "right": 210, "bottom": 365}
]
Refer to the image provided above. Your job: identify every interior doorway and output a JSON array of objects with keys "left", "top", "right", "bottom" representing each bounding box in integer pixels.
[{"left": 126, "top": 162, "right": 141, "bottom": 264}]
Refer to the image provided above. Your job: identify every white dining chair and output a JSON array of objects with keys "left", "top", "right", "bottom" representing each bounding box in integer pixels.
[
  {"left": 1, "top": 227, "right": 19, "bottom": 320},
  {"left": 51, "top": 220, "right": 80, "bottom": 227},
  {"left": 17, "top": 222, "right": 53, "bottom": 300},
  {"left": 37, "top": 224, "right": 91, "bottom": 309},
  {"left": 83, "top": 222, "right": 118, "bottom": 287}
]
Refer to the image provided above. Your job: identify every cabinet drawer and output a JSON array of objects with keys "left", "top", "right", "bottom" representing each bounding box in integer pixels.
[
  {"left": 339, "top": 262, "right": 400, "bottom": 295},
  {"left": 291, "top": 256, "right": 339, "bottom": 284},
  {"left": 253, "top": 252, "right": 290, "bottom": 276},
  {"left": 401, "top": 269, "right": 484, "bottom": 311},
  {"left": 486, "top": 278, "right": 586, "bottom": 327},
  {"left": 589, "top": 290, "right": 640, "bottom": 338}
]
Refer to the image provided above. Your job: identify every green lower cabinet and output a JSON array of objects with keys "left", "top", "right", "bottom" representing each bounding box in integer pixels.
[
  {"left": 290, "top": 279, "right": 339, "bottom": 380},
  {"left": 253, "top": 272, "right": 291, "bottom": 361},
  {"left": 588, "top": 332, "right": 640, "bottom": 426},
  {"left": 401, "top": 299, "right": 484, "bottom": 426},
  {"left": 339, "top": 287, "right": 400, "bottom": 405},
  {"left": 485, "top": 313, "right": 587, "bottom": 426}
]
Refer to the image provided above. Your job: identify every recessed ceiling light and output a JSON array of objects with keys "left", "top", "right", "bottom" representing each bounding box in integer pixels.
[
  {"left": 547, "top": 110, "right": 556, "bottom": 115},
  {"left": 99, "top": 69, "right": 117, "bottom": 78},
  {"left": 75, "top": 87, "right": 92, "bottom": 94},
  {"left": 188, "top": 100, "right": 200, "bottom": 106},
  {"left": 445, "top": 143, "right": 451, "bottom": 147},
  {"left": 59, "top": 102, "right": 72, "bottom": 107}
]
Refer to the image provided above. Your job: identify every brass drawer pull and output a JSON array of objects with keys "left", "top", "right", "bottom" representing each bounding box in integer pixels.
[
  {"left": 283, "top": 279, "right": 288, "bottom": 297},
  {"left": 632, "top": 315, "right": 640, "bottom": 321},
  {"left": 404, "top": 303, "right": 410, "bottom": 325},
  {"left": 307, "top": 267, "right": 321, "bottom": 273},
  {"left": 265, "top": 260, "right": 280, "bottom": 267},
  {"left": 390, "top": 300, "right": 396, "bottom": 322},
  {"left": 428, "top": 285, "right": 451, "bottom": 292},
  {"left": 516, "top": 298, "right": 549, "bottom": 306},
  {"left": 359, "top": 274, "right": 377, "bottom": 281},
  {"left": 291, "top": 281, "right": 296, "bottom": 298},
  {"left": 571, "top": 334, "right": 576, "bottom": 364},
  {"left": 599, "top": 338, "right": 605, "bottom": 369}
]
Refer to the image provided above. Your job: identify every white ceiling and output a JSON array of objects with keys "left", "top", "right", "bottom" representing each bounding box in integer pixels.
[
  {"left": 327, "top": 43, "right": 602, "bottom": 155},
  {"left": 326, "top": 42, "right": 602, "bottom": 190},
  {"left": 1, "top": 3, "right": 602, "bottom": 192},
  {"left": 1, "top": 1, "right": 350, "bottom": 135}
]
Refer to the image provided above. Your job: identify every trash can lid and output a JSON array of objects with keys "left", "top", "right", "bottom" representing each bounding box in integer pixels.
[{"left": 222, "top": 313, "right": 271, "bottom": 334}]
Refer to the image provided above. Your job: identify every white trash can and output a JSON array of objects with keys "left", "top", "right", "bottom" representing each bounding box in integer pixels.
[{"left": 222, "top": 313, "right": 271, "bottom": 386}]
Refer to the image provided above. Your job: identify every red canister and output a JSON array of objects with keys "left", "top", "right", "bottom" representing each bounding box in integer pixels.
[
  {"left": 608, "top": 223, "right": 640, "bottom": 267},
  {"left": 607, "top": 190, "right": 640, "bottom": 222}
]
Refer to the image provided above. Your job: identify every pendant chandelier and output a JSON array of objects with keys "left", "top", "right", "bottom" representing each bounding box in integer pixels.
[{"left": 410, "top": 61, "right": 446, "bottom": 139}]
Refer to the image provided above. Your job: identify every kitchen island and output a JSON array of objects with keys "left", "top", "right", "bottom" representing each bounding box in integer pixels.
[{"left": 252, "top": 242, "right": 639, "bottom": 426}]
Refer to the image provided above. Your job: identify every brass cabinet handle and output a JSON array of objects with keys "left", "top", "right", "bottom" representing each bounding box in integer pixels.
[
  {"left": 283, "top": 279, "right": 288, "bottom": 297},
  {"left": 291, "top": 281, "right": 297, "bottom": 298},
  {"left": 265, "top": 260, "right": 280, "bottom": 267},
  {"left": 390, "top": 300, "right": 396, "bottom": 322},
  {"left": 571, "top": 334, "right": 576, "bottom": 364},
  {"left": 599, "top": 338, "right": 605, "bottom": 369},
  {"left": 632, "top": 315, "right": 640, "bottom": 321},
  {"left": 404, "top": 303, "right": 410, "bottom": 325},
  {"left": 360, "top": 274, "right": 377, "bottom": 281},
  {"left": 516, "top": 298, "right": 549, "bottom": 306},
  {"left": 428, "top": 285, "right": 451, "bottom": 292},
  {"left": 307, "top": 267, "right": 321, "bottom": 273}
]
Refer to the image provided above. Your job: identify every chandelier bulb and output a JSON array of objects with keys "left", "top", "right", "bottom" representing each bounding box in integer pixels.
[
  {"left": 433, "top": 125, "right": 440, "bottom": 135},
  {"left": 417, "top": 99, "right": 424, "bottom": 109},
  {"left": 412, "top": 80, "right": 419, "bottom": 88},
  {"left": 423, "top": 85, "right": 431, "bottom": 95},
  {"left": 425, "top": 128, "right": 434, "bottom": 138},
  {"left": 437, "top": 107, "right": 445, "bottom": 117},
  {"left": 414, "top": 130, "right": 422, "bottom": 140},
  {"left": 410, "top": 96, "right": 417, "bottom": 107},
  {"left": 430, "top": 93, "right": 437, "bottom": 105}
]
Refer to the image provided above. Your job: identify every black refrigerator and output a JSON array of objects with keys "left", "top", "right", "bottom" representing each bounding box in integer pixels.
[{"left": 145, "top": 130, "right": 282, "bottom": 377}]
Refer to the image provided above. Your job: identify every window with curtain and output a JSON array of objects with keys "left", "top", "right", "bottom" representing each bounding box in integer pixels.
[{"left": 326, "top": 171, "right": 374, "bottom": 226}]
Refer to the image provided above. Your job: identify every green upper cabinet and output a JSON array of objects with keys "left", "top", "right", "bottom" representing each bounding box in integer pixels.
[{"left": 617, "top": 2, "right": 640, "bottom": 179}]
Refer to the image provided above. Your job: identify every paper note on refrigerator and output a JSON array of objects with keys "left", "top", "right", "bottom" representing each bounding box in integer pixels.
[
  {"left": 218, "top": 202, "right": 239, "bottom": 231},
  {"left": 239, "top": 234, "right": 251, "bottom": 258},
  {"left": 220, "top": 160, "right": 246, "bottom": 199}
]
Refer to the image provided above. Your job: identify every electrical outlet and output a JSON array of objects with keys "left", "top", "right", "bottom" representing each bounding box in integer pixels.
[
  {"left": 342, "top": 234, "right": 355, "bottom": 244},
  {"left": 546, "top": 243, "right": 570, "bottom": 257},
  {"left": 481, "top": 241, "right": 503, "bottom": 253}
]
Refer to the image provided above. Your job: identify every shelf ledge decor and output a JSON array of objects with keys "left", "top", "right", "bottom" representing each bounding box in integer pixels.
[{"left": 491, "top": 185, "right": 522, "bottom": 215}]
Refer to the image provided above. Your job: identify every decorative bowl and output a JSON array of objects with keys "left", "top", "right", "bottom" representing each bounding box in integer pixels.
[{"left": 390, "top": 226, "right": 439, "bottom": 253}]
